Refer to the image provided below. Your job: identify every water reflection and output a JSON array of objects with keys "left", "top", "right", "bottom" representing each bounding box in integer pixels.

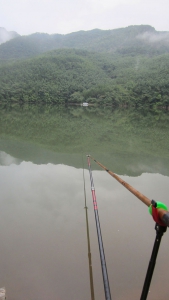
[
  {"left": 0, "top": 151, "right": 21, "bottom": 166},
  {"left": 0, "top": 156, "right": 169, "bottom": 300},
  {"left": 0, "top": 160, "right": 91, "bottom": 300},
  {"left": 1, "top": 105, "right": 169, "bottom": 299},
  {"left": 1, "top": 104, "right": 169, "bottom": 176},
  {"left": 1, "top": 138, "right": 169, "bottom": 177}
]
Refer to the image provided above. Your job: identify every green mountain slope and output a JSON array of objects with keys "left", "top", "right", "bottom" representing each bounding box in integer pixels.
[
  {"left": 0, "top": 48, "right": 169, "bottom": 109},
  {"left": 1, "top": 25, "right": 169, "bottom": 61},
  {"left": 0, "top": 49, "right": 115, "bottom": 103}
]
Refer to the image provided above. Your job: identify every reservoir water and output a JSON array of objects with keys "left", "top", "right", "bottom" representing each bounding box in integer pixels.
[{"left": 0, "top": 104, "right": 169, "bottom": 300}]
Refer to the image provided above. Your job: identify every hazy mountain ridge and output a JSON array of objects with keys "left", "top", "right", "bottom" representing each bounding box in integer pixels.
[
  {"left": 1, "top": 25, "right": 169, "bottom": 61},
  {"left": 1, "top": 25, "right": 169, "bottom": 109},
  {"left": 0, "top": 27, "right": 20, "bottom": 45}
]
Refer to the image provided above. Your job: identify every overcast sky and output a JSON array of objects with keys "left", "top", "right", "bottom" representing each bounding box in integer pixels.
[{"left": 1, "top": 0, "right": 169, "bottom": 35}]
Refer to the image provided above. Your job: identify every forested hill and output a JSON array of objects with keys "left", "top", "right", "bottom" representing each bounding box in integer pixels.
[
  {"left": 0, "top": 49, "right": 169, "bottom": 109},
  {"left": 1, "top": 25, "right": 169, "bottom": 61},
  {"left": 1, "top": 25, "right": 169, "bottom": 110}
]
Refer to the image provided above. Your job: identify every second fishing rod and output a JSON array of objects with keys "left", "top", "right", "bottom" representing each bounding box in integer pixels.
[
  {"left": 89, "top": 155, "right": 169, "bottom": 300},
  {"left": 87, "top": 155, "right": 112, "bottom": 300}
]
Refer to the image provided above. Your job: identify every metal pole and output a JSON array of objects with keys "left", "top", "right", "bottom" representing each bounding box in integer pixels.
[
  {"left": 140, "top": 224, "right": 167, "bottom": 300},
  {"left": 87, "top": 155, "right": 112, "bottom": 300}
]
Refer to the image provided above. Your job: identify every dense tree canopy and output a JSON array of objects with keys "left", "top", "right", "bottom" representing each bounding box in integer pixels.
[{"left": 0, "top": 48, "right": 169, "bottom": 109}]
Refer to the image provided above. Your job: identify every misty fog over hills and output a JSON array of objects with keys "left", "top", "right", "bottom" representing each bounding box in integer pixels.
[
  {"left": 0, "top": 27, "right": 19, "bottom": 45},
  {"left": 0, "top": 25, "right": 169, "bottom": 61}
]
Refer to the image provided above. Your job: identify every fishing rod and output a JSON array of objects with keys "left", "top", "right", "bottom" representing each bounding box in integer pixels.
[
  {"left": 89, "top": 155, "right": 169, "bottom": 300},
  {"left": 89, "top": 155, "right": 169, "bottom": 227},
  {"left": 87, "top": 155, "right": 112, "bottom": 300},
  {"left": 82, "top": 157, "right": 95, "bottom": 300}
]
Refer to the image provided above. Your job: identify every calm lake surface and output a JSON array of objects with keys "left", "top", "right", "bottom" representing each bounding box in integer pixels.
[{"left": 0, "top": 104, "right": 169, "bottom": 300}]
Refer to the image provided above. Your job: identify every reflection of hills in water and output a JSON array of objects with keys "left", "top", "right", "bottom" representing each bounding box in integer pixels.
[{"left": 0, "top": 104, "right": 169, "bottom": 176}]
